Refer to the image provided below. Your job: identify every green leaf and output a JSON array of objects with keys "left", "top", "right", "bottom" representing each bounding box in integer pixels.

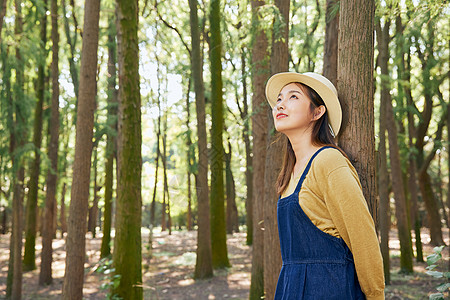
[
  {"left": 426, "top": 270, "right": 444, "bottom": 278},
  {"left": 436, "top": 283, "right": 450, "bottom": 292},
  {"left": 427, "top": 253, "right": 442, "bottom": 265},
  {"left": 429, "top": 292, "right": 444, "bottom": 300}
]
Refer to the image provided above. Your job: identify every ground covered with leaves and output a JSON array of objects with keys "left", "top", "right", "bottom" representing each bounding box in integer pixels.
[{"left": 0, "top": 228, "right": 448, "bottom": 299}]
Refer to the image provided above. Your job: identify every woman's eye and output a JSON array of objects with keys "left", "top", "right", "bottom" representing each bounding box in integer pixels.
[
  {"left": 276, "top": 98, "right": 281, "bottom": 102},
  {"left": 290, "top": 95, "right": 298, "bottom": 99}
]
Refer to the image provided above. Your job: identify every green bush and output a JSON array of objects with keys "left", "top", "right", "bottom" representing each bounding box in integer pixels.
[{"left": 425, "top": 246, "right": 450, "bottom": 300}]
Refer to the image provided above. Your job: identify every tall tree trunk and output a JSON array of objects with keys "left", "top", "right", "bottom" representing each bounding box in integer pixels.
[
  {"left": 23, "top": 0, "right": 48, "bottom": 271},
  {"left": 263, "top": 0, "right": 289, "bottom": 298},
  {"left": 88, "top": 146, "right": 99, "bottom": 237},
  {"left": 100, "top": 18, "right": 118, "bottom": 259},
  {"left": 185, "top": 79, "right": 193, "bottom": 231},
  {"left": 162, "top": 112, "right": 168, "bottom": 232},
  {"left": 40, "top": 0, "right": 60, "bottom": 285},
  {"left": 113, "top": 0, "right": 143, "bottom": 298},
  {"left": 398, "top": 19, "right": 423, "bottom": 262},
  {"left": 249, "top": 3, "right": 269, "bottom": 298},
  {"left": 414, "top": 17, "right": 444, "bottom": 246},
  {"left": 240, "top": 48, "right": 253, "bottom": 246},
  {"left": 62, "top": 0, "right": 100, "bottom": 297},
  {"left": 8, "top": 0, "right": 27, "bottom": 297},
  {"left": 209, "top": 0, "right": 230, "bottom": 269},
  {"left": 225, "top": 139, "right": 239, "bottom": 234},
  {"left": 323, "top": 0, "right": 339, "bottom": 85},
  {"left": 376, "top": 23, "right": 390, "bottom": 285},
  {"left": 337, "top": 0, "right": 377, "bottom": 222},
  {"left": 189, "top": 0, "right": 213, "bottom": 279},
  {"left": 376, "top": 18, "right": 413, "bottom": 274}
]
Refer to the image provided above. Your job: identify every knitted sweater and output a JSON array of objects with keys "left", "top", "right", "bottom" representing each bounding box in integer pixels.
[{"left": 281, "top": 147, "right": 385, "bottom": 300}]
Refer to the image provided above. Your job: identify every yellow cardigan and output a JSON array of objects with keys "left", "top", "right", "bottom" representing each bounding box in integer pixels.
[{"left": 281, "top": 147, "right": 385, "bottom": 300}]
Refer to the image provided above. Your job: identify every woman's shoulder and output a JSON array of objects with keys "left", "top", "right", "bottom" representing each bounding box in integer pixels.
[{"left": 312, "top": 147, "right": 351, "bottom": 175}]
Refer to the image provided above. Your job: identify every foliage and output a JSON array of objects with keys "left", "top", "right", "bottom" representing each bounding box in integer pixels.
[
  {"left": 425, "top": 246, "right": 450, "bottom": 300},
  {"left": 95, "top": 257, "right": 123, "bottom": 300}
]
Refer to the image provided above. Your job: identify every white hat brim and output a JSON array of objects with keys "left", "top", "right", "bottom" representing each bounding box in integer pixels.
[{"left": 265, "top": 72, "right": 342, "bottom": 136}]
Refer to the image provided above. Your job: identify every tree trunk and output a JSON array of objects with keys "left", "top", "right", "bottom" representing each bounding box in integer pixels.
[
  {"left": 209, "top": 0, "right": 230, "bottom": 269},
  {"left": 376, "top": 22, "right": 390, "bottom": 285},
  {"left": 249, "top": 3, "right": 269, "bottom": 299},
  {"left": 225, "top": 139, "right": 239, "bottom": 234},
  {"left": 249, "top": 0, "right": 268, "bottom": 299},
  {"left": 40, "top": 0, "right": 60, "bottom": 285},
  {"left": 60, "top": 182, "right": 67, "bottom": 235},
  {"left": 88, "top": 146, "right": 99, "bottom": 237},
  {"left": 8, "top": 1, "right": 27, "bottom": 297},
  {"left": 100, "top": 18, "right": 118, "bottom": 259},
  {"left": 113, "top": 0, "right": 143, "bottom": 298},
  {"left": 377, "top": 18, "right": 413, "bottom": 273},
  {"left": 62, "top": 0, "right": 100, "bottom": 298},
  {"left": 414, "top": 17, "right": 444, "bottom": 246},
  {"left": 189, "top": 0, "right": 213, "bottom": 279},
  {"left": 263, "top": 0, "right": 289, "bottom": 298},
  {"left": 398, "top": 19, "right": 423, "bottom": 262},
  {"left": 23, "top": 0, "right": 47, "bottom": 271},
  {"left": 162, "top": 113, "right": 169, "bottom": 233},
  {"left": 185, "top": 79, "right": 193, "bottom": 231},
  {"left": 337, "top": 0, "right": 377, "bottom": 222},
  {"left": 323, "top": 0, "right": 339, "bottom": 86},
  {"left": 240, "top": 48, "right": 253, "bottom": 246}
]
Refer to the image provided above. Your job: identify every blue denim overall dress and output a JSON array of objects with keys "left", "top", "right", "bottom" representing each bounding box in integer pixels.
[{"left": 274, "top": 146, "right": 365, "bottom": 299}]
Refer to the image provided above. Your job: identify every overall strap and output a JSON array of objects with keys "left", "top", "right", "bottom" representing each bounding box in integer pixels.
[{"left": 294, "top": 146, "right": 333, "bottom": 193}]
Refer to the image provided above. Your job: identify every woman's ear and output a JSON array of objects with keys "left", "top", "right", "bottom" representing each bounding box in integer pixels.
[{"left": 312, "top": 105, "right": 326, "bottom": 121}]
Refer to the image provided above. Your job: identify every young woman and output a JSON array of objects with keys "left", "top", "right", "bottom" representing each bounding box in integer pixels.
[{"left": 265, "top": 72, "right": 385, "bottom": 300}]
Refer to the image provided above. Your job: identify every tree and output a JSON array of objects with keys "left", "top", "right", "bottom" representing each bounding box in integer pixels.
[
  {"left": 337, "top": 0, "right": 377, "bottom": 221},
  {"left": 100, "top": 16, "right": 118, "bottom": 259},
  {"left": 23, "top": 0, "right": 48, "bottom": 272},
  {"left": 62, "top": 0, "right": 100, "bottom": 297},
  {"left": 209, "top": 0, "right": 230, "bottom": 269},
  {"left": 249, "top": 1, "right": 269, "bottom": 298},
  {"left": 189, "top": 0, "right": 213, "bottom": 279},
  {"left": 323, "top": 0, "right": 339, "bottom": 85},
  {"left": 376, "top": 17, "right": 413, "bottom": 274},
  {"left": 40, "top": 0, "right": 60, "bottom": 285},
  {"left": 7, "top": 0, "right": 27, "bottom": 297},
  {"left": 113, "top": 0, "right": 143, "bottom": 298},
  {"left": 225, "top": 138, "right": 239, "bottom": 234},
  {"left": 264, "top": 0, "right": 289, "bottom": 298}
]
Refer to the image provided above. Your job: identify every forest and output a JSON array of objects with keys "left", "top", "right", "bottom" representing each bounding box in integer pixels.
[{"left": 0, "top": 0, "right": 448, "bottom": 299}]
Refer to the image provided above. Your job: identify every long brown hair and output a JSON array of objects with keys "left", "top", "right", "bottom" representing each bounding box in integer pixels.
[{"left": 275, "top": 82, "right": 346, "bottom": 197}]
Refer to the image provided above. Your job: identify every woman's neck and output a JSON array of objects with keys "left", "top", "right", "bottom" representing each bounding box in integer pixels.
[{"left": 286, "top": 131, "right": 320, "bottom": 176}]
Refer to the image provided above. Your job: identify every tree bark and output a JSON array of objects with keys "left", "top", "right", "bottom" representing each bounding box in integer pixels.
[
  {"left": 88, "top": 146, "right": 99, "bottom": 237},
  {"left": 263, "top": 0, "right": 289, "bottom": 298},
  {"left": 189, "top": 0, "right": 213, "bottom": 279},
  {"left": 209, "top": 0, "right": 230, "bottom": 269},
  {"left": 240, "top": 48, "right": 253, "bottom": 246},
  {"left": 225, "top": 139, "right": 239, "bottom": 234},
  {"left": 23, "top": 0, "right": 48, "bottom": 272},
  {"left": 40, "top": 0, "right": 60, "bottom": 285},
  {"left": 8, "top": 0, "right": 26, "bottom": 297},
  {"left": 337, "top": 0, "right": 377, "bottom": 222},
  {"left": 323, "top": 0, "right": 339, "bottom": 85},
  {"left": 113, "top": 0, "right": 143, "bottom": 298},
  {"left": 376, "top": 22, "right": 390, "bottom": 284},
  {"left": 249, "top": 1, "right": 270, "bottom": 297},
  {"left": 100, "top": 18, "right": 118, "bottom": 259},
  {"left": 62, "top": 0, "right": 100, "bottom": 298}
]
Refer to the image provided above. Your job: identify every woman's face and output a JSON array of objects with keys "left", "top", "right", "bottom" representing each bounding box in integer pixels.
[{"left": 272, "top": 83, "right": 314, "bottom": 134}]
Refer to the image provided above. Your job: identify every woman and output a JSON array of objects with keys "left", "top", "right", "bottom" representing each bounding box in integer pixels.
[{"left": 265, "top": 72, "right": 385, "bottom": 300}]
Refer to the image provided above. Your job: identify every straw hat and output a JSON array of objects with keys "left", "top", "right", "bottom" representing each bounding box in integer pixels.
[{"left": 265, "top": 72, "right": 342, "bottom": 136}]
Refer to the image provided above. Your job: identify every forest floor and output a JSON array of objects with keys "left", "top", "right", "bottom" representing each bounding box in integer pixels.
[{"left": 0, "top": 227, "right": 448, "bottom": 300}]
